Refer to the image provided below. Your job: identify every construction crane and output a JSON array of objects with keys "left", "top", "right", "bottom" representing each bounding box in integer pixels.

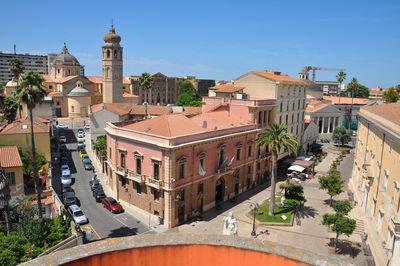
[{"left": 301, "top": 66, "right": 345, "bottom": 82}]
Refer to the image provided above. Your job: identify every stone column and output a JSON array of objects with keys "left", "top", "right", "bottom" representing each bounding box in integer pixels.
[
  {"left": 390, "top": 218, "right": 400, "bottom": 265},
  {"left": 321, "top": 117, "right": 325, "bottom": 133},
  {"left": 327, "top": 117, "right": 331, "bottom": 133}
]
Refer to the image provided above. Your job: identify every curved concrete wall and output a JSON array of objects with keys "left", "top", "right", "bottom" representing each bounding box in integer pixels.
[
  {"left": 24, "top": 234, "right": 352, "bottom": 266},
  {"left": 68, "top": 96, "right": 90, "bottom": 117}
]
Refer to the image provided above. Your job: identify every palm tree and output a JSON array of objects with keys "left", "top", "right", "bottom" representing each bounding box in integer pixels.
[
  {"left": 138, "top": 72, "right": 154, "bottom": 120},
  {"left": 256, "top": 123, "right": 299, "bottom": 216},
  {"left": 15, "top": 71, "right": 47, "bottom": 217},
  {"left": 9, "top": 58, "right": 25, "bottom": 119},
  {"left": 0, "top": 166, "right": 11, "bottom": 234},
  {"left": 347, "top": 78, "right": 358, "bottom": 128},
  {"left": 336, "top": 71, "right": 346, "bottom": 104}
]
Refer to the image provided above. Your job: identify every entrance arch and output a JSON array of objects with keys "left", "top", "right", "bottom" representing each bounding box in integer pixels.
[{"left": 215, "top": 178, "right": 225, "bottom": 203}]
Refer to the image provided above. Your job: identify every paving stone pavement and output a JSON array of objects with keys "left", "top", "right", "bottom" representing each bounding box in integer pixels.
[{"left": 175, "top": 150, "right": 371, "bottom": 265}]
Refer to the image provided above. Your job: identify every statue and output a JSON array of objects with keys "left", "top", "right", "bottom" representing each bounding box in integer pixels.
[
  {"left": 281, "top": 195, "right": 286, "bottom": 207},
  {"left": 222, "top": 212, "right": 238, "bottom": 236}
]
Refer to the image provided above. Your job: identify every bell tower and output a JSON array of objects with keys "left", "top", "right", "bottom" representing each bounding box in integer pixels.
[{"left": 102, "top": 23, "right": 123, "bottom": 103}]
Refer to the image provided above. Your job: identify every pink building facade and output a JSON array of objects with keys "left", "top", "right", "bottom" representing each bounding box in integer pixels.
[{"left": 105, "top": 95, "right": 276, "bottom": 228}]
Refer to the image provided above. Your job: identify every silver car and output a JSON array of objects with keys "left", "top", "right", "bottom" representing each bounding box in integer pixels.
[{"left": 68, "top": 205, "right": 88, "bottom": 225}]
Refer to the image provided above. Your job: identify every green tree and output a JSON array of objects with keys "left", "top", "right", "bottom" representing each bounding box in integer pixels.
[
  {"left": 0, "top": 231, "right": 29, "bottom": 265},
  {"left": 279, "top": 183, "right": 304, "bottom": 200},
  {"left": 333, "top": 200, "right": 352, "bottom": 216},
  {"left": 0, "top": 82, "right": 5, "bottom": 110},
  {"left": 353, "top": 84, "right": 370, "bottom": 99},
  {"left": 332, "top": 126, "right": 352, "bottom": 146},
  {"left": 19, "top": 149, "right": 47, "bottom": 179},
  {"left": 9, "top": 58, "right": 25, "bottom": 119},
  {"left": 322, "top": 213, "right": 356, "bottom": 251},
  {"left": 189, "top": 100, "right": 202, "bottom": 107},
  {"left": 382, "top": 87, "right": 400, "bottom": 103},
  {"left": 0, "top": 167, "right": 11, "bottom": 234},
  {"left": 93, "top": 135, "right": 107, "bottom": 158},
  {"left": 256, "top": 123, "right": 299, "bottom": 216},
  {"left": 3, "top": 96, "right": 18, "bottom": 123},
  {"left": 16, "top": 72, "right": 48, "bottom": 217},
  {"left": 318, "top": 171, "right": 344, "bottom": 205},
  {"left": 336, "top": 71, "right": 346, "bottom": 104},
  {"left": 138, "top": 72, "right": 154, "bottom": 119},
  {"left": 396, "top": 84, "right": 400, "bottom": 94},
  {"left": 176, "top": 93, "right": 192, "bottom": 106}
]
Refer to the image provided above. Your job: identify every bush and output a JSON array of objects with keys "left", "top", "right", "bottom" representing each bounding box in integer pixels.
[{"left": 280, "top": 183, "right": 304, "bottom": 200}]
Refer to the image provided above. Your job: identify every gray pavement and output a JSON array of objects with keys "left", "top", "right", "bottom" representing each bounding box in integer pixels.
[
  {"left": 51, "top": 128, "right": 153, "bottom": 241},
  {"left": 175, "top": 148, "right": 371, "bottom": 265}
]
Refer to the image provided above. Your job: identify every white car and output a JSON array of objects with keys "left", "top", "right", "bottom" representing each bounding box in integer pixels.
[
  {"left": 57, "top": 124, "right": 68, "bottom": 129},
  {"left": 59, "top": 136, "right": 67, "bottom": 143},
  {"left": 61, "top": 170, "right": 71, "bottom": 185},
  {"left": 68, "top": 205, "right": 88, "bottom": 225},
  {"left": 84, "top": 124, "right": 90, "bottom": 130},
  {"left": 78, "top": 132, "right": 84, "bottom": 139},
  {"left": 77, "top": 136, "right": 85, "bottom": 143},
  {"left": 61, "top": 164, "right": 69, "bottom": 171}
]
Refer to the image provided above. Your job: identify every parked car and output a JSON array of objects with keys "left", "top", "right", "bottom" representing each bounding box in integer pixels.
[
  {"left": 102, "top": 197, "right": 124, "bottom": 213},
  {"left": 59, "top": 136, "right": 67, "bottom": 143},
  {"left": 89, "top": 179, "right": 101, "bottom": 190},
  {"left": 63, "top": 191, "right": 76, "bottom": 206},
  {"left": 84, "top": 161, "right": 94, "bottom": 171},
  {"left": 352, "top": 131, "right": 357, "bottom": 136},
  {"left": 84, "top": 124, "right": 90, "bottom": 130},
  {"left": 60, "top": 144, "right": 68, "bottom": 153},
  {"left": 62, "top": 183, "right": 72, "bottom": 193},
  {"left": 61, "top": 156, "right": 68, "bottom": 166},
  {"left": 68, "top": 205, "right": 88, "bottom": 224},
  {"left": 61, "top": 169, "right": 71, "bottom": 185},
  {"left": 77, "top": 141, "right": 85, "bottom": 149},
  {"left": 93, "top": 189, "right": 105, "bottom": 202},
  {"left": 78, "top": 132, "right": 84, "bottom": 138},
  {"left": 78, "top": 128, "right": 84, "bottom": 135},
  {"left": 82, "top": 155, "right": 91, "bottom": 163},
  {"left": 57, "top": 123, "right": 68, "bottom": 129},
  {"left": 77, "top": 136, "right": 85, "bottom": 142},
  {"left": 79, "top": 150, "right": 87, "bottom": 158},
  {"left": 61, "top": 164, "right": 69, "bottom": 172}
]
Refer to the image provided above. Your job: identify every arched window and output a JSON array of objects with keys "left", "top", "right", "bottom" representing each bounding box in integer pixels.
[
  {"left": 114, "top": 50, "right": 117, "bottom": 58},
  {"left": 107, "top": 50, "right": 110, "bottom": 58}
]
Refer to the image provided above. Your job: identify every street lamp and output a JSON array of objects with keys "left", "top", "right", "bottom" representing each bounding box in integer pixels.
[{"left": 250, "top": 202, "right": 259, "bottom": 237}]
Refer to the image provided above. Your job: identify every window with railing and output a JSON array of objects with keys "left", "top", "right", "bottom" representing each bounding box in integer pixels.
[
  {"left": 153, "top": 161, "right": 160, "bottom": 180},
  {"left": 120, "top": 152, "right": 126, "bottom": 168},
  {"left": 177, "top": 156, "right": 187, "bottom": 179},
  {"left": 136, "top": 158, "right": 141, "bottom": 174}
]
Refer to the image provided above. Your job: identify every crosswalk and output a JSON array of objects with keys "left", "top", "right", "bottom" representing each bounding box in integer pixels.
[{"left": 354, "top": 218, "right": 365, "bottom": 236}]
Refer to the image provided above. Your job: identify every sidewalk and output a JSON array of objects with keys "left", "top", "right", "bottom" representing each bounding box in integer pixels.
[
  {"left": 176, "top": 151, "right": 369, "bottom": 265},
  {"left": 85, "top": 132, "right": 168, "bottom": 234}
]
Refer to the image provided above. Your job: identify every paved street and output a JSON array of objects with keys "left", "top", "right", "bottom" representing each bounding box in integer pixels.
[{"left": 51, "top": 128, "right": 153, "bottom": 241}]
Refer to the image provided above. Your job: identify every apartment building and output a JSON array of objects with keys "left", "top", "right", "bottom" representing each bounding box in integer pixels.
[
  {"left": 352, "top": 102, "right": 400, "bottom": 265},
  {"left": 234, "top": 70, "right": 308, "bottom": 156},
  {"left": 0, "top": 51, "right": 48, "bottom": 83},
  {"left": 105, "top": 93, "right": 275, "bottom": 228}
]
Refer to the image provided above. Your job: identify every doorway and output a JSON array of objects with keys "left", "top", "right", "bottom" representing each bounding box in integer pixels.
[
  {"left": 215, "top": 178, "right": 224, "bottom": 203},
  {"left": 234, "top": 183, "right": 239, "bottom": 195},
  {"left": 178, "top": 205, "right": 185, "bottom": 224}
]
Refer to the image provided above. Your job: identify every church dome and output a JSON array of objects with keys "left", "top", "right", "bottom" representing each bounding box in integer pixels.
[
  {"left": 54, "top": 43, "right": 80, "bottom": 64},
  {"left": 104, "top": 25, "right": 121, "bottom": 43},
  {"left": 68, "top": 86, "right": 90, "bottom": 97}
]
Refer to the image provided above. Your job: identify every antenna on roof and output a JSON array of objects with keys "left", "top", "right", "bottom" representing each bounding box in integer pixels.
[
  {"left": 111, "top": 18, "right": 114, "bottom": 28},
  {"left": 13, "top": 44, "right": 16, "bottom": 54}
]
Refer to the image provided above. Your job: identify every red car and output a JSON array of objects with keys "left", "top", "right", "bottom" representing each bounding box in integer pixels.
[{"left": 102, "top": 197, "right": 124, "bottom": 213}]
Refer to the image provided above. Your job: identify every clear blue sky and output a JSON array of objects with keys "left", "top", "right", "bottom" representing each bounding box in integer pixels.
[{"left": 1, "top": 0, "right": 399, "bottom": 88}]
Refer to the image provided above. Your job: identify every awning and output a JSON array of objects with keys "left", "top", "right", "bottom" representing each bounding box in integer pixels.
[
  {"left": 288, "top": 165, "right": 305, "bottom": 172},
  {"left": 292, "top": 160, "right": 314, "bottom": 168}
]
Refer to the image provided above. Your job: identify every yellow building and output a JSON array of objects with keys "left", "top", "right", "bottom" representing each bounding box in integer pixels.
[
  {"left": 352, "top": 102, "right": 400, "bottom": 265},
  {"left": 0, "top": 146, "right": 25, "bottom": 201},
  {"left": 0, "top": 117, "right": 51, "bottom": 161}
]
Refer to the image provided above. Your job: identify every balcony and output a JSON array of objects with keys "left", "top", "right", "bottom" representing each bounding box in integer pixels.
[
  {"left": 116, "top": 166, "right": 127, "bottom": 176},
  {"left": 215, "top": 166, "right": 233, "bottom": 175},
  {"left": 257, "top": 152, "right": 271, "bottom": 159},
  {"left": 146, "top": 176, "right": 163, "bottom": 189},
  {"left": 361, "top": 164, "right": 374, "bottom": 185},
  {"left": 128, "top": 170, "right": 145, "bottom": 183}
]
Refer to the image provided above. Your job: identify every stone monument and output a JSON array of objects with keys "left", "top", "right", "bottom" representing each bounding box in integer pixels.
[{"left": 222, "top": 212, "right": 238, "bottom": 236}]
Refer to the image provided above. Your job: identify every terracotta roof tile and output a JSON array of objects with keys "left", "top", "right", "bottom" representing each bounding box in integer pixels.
[
  {"left": 305, "top": 119, "right": 311, "bottom": 123},
  {"left": 49, "top": 91, "right": 63, "bottom": 96},
  {"left": 210, "top": 84, "right": 245, "bottom": 93},
  {"left": 191, "top": 111, "right": 249, "bottom": 130},
  {"left": 363, "top": 102, "right": 400, "bottom": 126},
  {"left": 57, "top": 76, "right": 79, "bottom": 83},
  {"left": 305, "top": 101, "right": 329, "bottom": 113},
  {"left": 123, "top": 92, "right": 138, "bottom": 98},
  {"left": 129, "top": 106, "right": 172, "bottom": 116},
  {"left": 0, "top": 117, "right": 49, "bottom": 134},
  {"left": 87, "top": 76, "right": 131, "bottom": 85},
  {"left": 323, "top": 96, "right": 368, "bottom": 105},
  {"left": 253, "top": 71, "right": 305, "bottom": 84},
  {"left": 122, "top": 114, "right": 209, "bottom": 137},
  {"left": 0, "top": 146, "right": 23, "bottom": 168},
  {"left": 182, "top": 107, "right": 202, "bottom": 117},
  {"left": 91, "top": 103, "right": 133, "bottom": 116}
]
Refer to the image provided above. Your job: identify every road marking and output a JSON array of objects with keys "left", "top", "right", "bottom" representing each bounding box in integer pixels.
[
  {"left": 113, "top": 215, "right": 129, "bottom": 227},
  {"left": 140, "top": 229, "right": 154, "bottom": 235},
  {"left": 81, "top": 224, "right": 101, "bottom": 240}
]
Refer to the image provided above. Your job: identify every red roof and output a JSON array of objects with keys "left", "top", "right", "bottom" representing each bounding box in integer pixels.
[
  {"left": 0, "top": 146, "right": 22, "bottom": 168},
  {"left": 253, "top": 71, "right": 305, "bottom": 84},
  {"left": 0, "top": 117, "right": 49, "bottom": 134},
  {"left": 123, "top": 92, "right": 138, "bottom": 98},
  {"left": 305, "top": 101, "right": 329, "bottom": 113},
  {"left": 122, "top": 114, "right": 209, "bottom": 137},
  {"left": 87, "top": 76, "right": 131, "bottom": 85},
  {"left": 363, "top": 102, "right": 400, "bottom": 126},
  {"left": 210, "top": 84, "right": 245, "bottom": 93},
  {"left": 323, "top": 96, "right": 368, "bottom": 105}
]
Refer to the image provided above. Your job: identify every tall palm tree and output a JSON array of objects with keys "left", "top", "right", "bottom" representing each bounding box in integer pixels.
[
  {"left": 0, "top": 166, "right": 11, "bottom": 234},
  {"left": 336, "top": 71, "right": 346, "bottom": 104},
  {"left": 138, "top": 72, "right": 153, "bottom": 120},
  {"left": 15, "top": 71, "right": 47, "bottom": 217},
  {"left": 347, "top": 78, "right": 358, "bottom": 128},
  {"left": 256, "top": 123, "right": 299, "bottom": 216},
  {"left": 9, "top": 58, "right": 25, "bottom": 119}
]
